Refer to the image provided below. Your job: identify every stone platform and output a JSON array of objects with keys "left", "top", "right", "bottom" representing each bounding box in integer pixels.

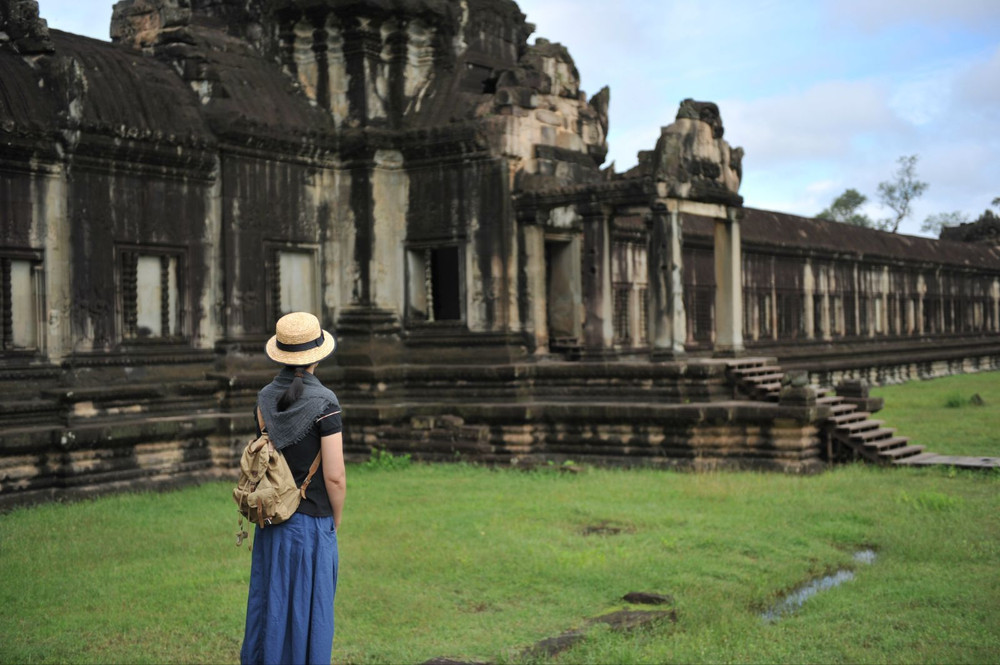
[{"left": 894, "top": 454, "right": 1000, "bottom": 470}]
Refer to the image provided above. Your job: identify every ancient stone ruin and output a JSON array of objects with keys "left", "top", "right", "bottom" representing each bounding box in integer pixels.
[{"left": 1, "top": 0, "right": 998, "bottom": 508}]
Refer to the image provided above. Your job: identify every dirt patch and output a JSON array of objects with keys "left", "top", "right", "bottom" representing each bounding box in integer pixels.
[
  {"left": 623, "top": 591, "right": 675, "bottom": 606},
  {"left": 581, "top": 520, "right": 635, "bottom": 536},
  {"left": 425, "top": 605, "right": 677, "bottom": 664}
]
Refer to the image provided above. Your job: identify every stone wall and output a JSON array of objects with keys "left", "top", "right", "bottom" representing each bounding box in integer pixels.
[{"left": 1, "top": 0, "right": 998, "bottom": 508}]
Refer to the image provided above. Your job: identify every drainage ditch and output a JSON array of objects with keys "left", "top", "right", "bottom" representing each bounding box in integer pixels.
[{"left": 761, "top": 549, "right": 877, "bottom": 622}]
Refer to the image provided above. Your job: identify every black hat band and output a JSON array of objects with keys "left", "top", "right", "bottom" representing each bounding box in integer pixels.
[{"left": 276, "top": 334, "right": 325, "bottom": 352}]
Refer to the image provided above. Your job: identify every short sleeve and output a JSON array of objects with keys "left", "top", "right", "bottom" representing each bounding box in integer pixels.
[{"left": 316, "top": 405, "right": 342, "bottom": 436}]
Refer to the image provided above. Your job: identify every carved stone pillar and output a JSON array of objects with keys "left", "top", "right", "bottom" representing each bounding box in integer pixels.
[
  {"left": 803, "top": 260, "right": 815, "bottom": 340},
  {"left": 519, "top": 212, "right": 547, "bottom": 353},
  {"left": 386, "top": 18, "right": 408, "bottom": 128},
  {"left": 580, "top": 203, "right": 611, "bottom": 354},
  {"left": 342, "top": 15, "right": 384, "bottom": 125},
  {"left": 714, "top": 207, "right": 744, "bottom": 355},
  {"left": 646, "top": 201, "right": 686, "bottom": 359}
]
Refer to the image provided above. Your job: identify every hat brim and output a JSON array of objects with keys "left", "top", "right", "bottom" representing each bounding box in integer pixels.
[{"left": 265, "top": 330, "right": 337, "bottom": 366}]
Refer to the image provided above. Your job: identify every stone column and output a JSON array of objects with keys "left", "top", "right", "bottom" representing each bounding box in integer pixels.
[
  {"left": 385, "top": 17, "right": 408, "bottom": 128},
  {"left": 581, "top": 203, "right": 612, "bottom": 354},
  {"left": 803, "top": 260, "right": 815, "bottom": 340},
  {"left": 370, "top": 149, "right": 407, "bottom": 317},
  {"left": 713, "top": 208, "right": 744, "bottom": 355},
  {"left": 916, "top": 274, "right": 926, "bottom": 334},
  {"left": 991, "top": 278, "right": 1000, "bottom": 332},
  {"left": 342, "top": 15, "right": 384, "bottom": 124},
  {"left": 646, "top": 201, "right": 686, "bottom": 359},
  {"left": 520, "top": 213, "right": 547, "bottom": 353},
  {"left": 42, "top": 167, "right": 71, "bottom": 362}
]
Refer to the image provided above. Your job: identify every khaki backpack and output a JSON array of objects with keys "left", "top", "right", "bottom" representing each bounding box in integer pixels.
[{"left": 232, "top": 429, "right": 322, "bottom": 540}]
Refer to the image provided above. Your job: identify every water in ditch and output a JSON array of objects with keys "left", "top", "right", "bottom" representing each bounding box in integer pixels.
[{"left": 761, "top": 550, "right": 876, "bottom": 622}]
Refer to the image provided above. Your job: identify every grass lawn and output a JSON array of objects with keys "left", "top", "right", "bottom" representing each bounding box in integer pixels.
[
  {"left": 871, "top": 371, "right": 1000, "bottom": 457},
  {"left": 0, "top": 371, "right": 998, "bottom": 664}
]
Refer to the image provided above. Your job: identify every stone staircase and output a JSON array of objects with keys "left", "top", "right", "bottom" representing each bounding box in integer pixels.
[{"left": 726, "top": 358, "right": 927, "bottom": 465}]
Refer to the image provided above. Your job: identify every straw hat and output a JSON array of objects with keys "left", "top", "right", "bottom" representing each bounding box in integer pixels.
[{"left": 265, "top": 312, "right": 337, "bottom": 366}]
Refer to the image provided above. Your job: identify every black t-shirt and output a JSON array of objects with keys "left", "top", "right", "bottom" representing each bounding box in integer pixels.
[{"left": 254, "top": 405, "right": 343, "bottom": 517}]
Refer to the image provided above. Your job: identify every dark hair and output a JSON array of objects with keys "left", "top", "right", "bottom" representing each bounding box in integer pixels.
[{"left": 277, "top": 367, "right": 306, "bottom": 412}]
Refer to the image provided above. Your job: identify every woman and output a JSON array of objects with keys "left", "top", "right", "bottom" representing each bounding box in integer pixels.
[{"left": 241, "top": 311, "right": 346, "bottom": 665}]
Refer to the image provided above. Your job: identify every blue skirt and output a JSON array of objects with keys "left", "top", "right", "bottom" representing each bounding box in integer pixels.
[{"left": 241, "top": 512, "right": 338, "bottom": 665}]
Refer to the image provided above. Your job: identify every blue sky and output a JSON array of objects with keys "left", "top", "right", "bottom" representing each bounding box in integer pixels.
[{"left": 37, "top": 0, "right": 1000, "bottom": 236}]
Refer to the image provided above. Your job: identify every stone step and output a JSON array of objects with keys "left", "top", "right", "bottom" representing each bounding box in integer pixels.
[
  {"left": 726, "top": 358, "right": 775, "bottom": 370},
  {"left": 829, "top": 411, "right": 871, "bottom": 425},
  {"left": 862, "top": 435, "right": 909, "bottom": 451},
  {"left": 829, "top": 402, "right": 856, "bottom": 415},
  {"left": 853, "top": 427, "right": 897, "bottom": 443},
  {"left": 745, "top": 372, "right": 785, "bottom": 384},
  {"left": 731, "top": 365, "right": 783, "bottom": 378},
  {"left": 892, "top": 452, "right": 939, "bottom": 465},
  {"left": 880, "top": 444, "right": 925, "bottom": 460},
  {"left": 817, "top": 395, "right": 845, "bottom": 405},
  {"left": 836, "top": 419, "right": 884, "bottom": 433},
  {"left": 754, "top": 381, "right": 782, "bottom": 393}
]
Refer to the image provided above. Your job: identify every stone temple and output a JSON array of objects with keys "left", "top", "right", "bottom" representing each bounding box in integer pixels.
[{"left": 1, "top": 0, "right": 998, "bottom": 507}]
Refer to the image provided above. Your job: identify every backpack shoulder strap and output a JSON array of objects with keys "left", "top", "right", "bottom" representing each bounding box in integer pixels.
[{"left": 299, "top": 451, "right": 324, "bottom": 499}]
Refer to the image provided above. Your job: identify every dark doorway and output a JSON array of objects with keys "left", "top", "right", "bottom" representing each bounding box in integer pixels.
[{"left": 431, "top": 246, "right": 461, "bottom": 321}]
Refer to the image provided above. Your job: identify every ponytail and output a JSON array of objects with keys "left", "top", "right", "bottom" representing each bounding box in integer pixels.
[{"left": 277, "top": 367, "right": 305, "bottom": 411}]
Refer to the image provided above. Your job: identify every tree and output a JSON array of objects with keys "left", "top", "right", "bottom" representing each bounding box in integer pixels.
[
  {"left": 921, "top": 211, "right": 969, "bottom": 236},
  {"left": 876, "top": 154, "right": 928, "bottom": 233},
  {"left": 816, "top": 188, "right": 874, "bottom": 228}
]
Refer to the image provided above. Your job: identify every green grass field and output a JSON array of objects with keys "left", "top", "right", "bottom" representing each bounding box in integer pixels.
[
  {"left": 1, "top": 371, "right": 998, "bottom": 664},
  {"left": 871, "top": 371, "right": 1000, "bottom": 457}
]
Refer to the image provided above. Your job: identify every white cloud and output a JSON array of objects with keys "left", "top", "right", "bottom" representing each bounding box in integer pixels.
[
  {"left": 720, "top": 79, "right": 901, "bottom": 164},
  {"left": 952, "top": 45, "right": 1000, "bottom": 109}
]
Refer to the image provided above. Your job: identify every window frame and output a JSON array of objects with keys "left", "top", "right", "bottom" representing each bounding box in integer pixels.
[
  {"left": 404, "top": 240, "right": 466, "bottom": 327},
  {"left": 265, "top": 242, "right": 322, "bottom": 322},
  {"left": 116, "top": 243, "right": 187, "bottom": 344},
  {"left": 0, "top": 247, "right": 44, "bottom": 355}
]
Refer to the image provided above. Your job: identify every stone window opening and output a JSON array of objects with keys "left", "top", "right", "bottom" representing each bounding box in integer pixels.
[
  {"left": 406, "top": 245, "right": 463, "bottom": 323},
  {"left": 269, "top": 246, "right": 320, "bottom": 320},
  {"left": 685, "top": 285, "right": 714, "bottom": 345},
  {"left": 842, "top": 291, "right": 857, "bottom": 337},
  {"left": 612, "top": 282, "right": 631, "bottom": 345},
  {"left": 777, "top": 290, "right": 803, "bottom": 340},
  {"left": 119, "top": 247, "right": 184, "bottom": 341},
  {"left": 609, "top": 237, "right": 648, "bottom": 349},
  {"left": 758, "top": 292, "right": 773, "bottom": 339},
  {"left": 923, "top": 296, "right": 939, "bottom": 334},
  {"left": 888, "top": 294, "right": 900, "bottom": 336},
  {"left": 742, "top": 286, "right": 773, "bottom": 342},
  {"left": 830, "top": 295, "right": 844, "bottom": 337},
  {"left": 0, "top": 251, "right": 43, "bottom": 353}
]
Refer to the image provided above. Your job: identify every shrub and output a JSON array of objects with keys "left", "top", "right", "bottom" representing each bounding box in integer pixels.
[{"left": 361, "top": 448, "right": 412, "bottom": 471}]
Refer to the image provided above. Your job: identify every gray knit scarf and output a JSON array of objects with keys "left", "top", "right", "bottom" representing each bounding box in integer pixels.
[{"left": 257, "top": 366, "right": 340, "bottom": 450}]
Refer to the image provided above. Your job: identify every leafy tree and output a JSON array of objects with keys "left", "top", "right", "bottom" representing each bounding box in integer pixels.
[
  {"left": 816, "top": 188, "right": 874, "bottom": 227},
  {"left": 974, "top": 209, "right": 999, "bottom": 224},
  {"left": 876, "top": 155, "right": 928, "bottom": 233},
  {"left": 921, "top": 211, "right": 969, "bottom": 236}
]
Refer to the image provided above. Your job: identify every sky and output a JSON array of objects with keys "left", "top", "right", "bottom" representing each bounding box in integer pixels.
[{"left": 35, "top": 0, "right": 1000, "bottom": 237}]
